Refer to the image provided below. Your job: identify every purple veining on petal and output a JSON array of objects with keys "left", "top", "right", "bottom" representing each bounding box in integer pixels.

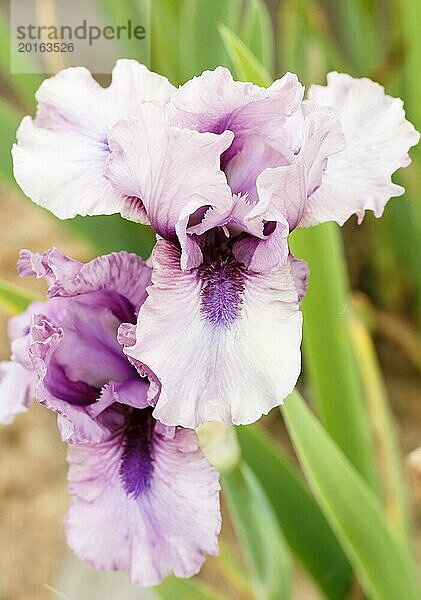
[
  {"left": 120, "top": 407, "right": 155, "bottom": 498},
  {"left": 198, "top": 247, "right": 245, "bottom": 327}
]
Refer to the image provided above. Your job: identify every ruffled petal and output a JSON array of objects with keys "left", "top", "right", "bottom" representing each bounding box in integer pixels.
[
  {"left": 170, "top": 67, "right": 303, "bottom": 165},
  {"left": 0, "top": 361, "right": 34, "bottom": 424},
  {"left": 51, "top": 298, "right": 134, "bottom": 387},
  {"left": 12, "top": 60, "right": 174, "bottom": 221},
  {"left": 188, "top": 195, "right": 263, "bottom": 239},
  {"left": 65, "top": 425, "right": 220, "bottom": 586},
  {"left": 303, "top": 72, "right": 420, "bottom": 226},
  {"left": 232, "top": 104, "right": 343, "bottom": 271},
  {"left": 18, "top": 248, "right": 82, "bottom": 287},
  {"left": 110, "top": 378, "right": 150, "bottom": 410},
  {"left": 12, "top": 115, "right": 122, "bottom": 219},
  {"left": 28, "top": 313, "right": 111, "bottom": 443},
  {"left": 124, "top": 240, "right": 302, "bottom": 428},
  {"left": 105, "top": 106, "right": 234, "bottom": 269},
  {"left": 249, "top": 103, "right": 345, "bottom": 230},
  {"left": 105, "top": 59, "right": 175, "bottom": 111},
  {"left": 19, "top": 249, "right": 151, "bottom": 312}
]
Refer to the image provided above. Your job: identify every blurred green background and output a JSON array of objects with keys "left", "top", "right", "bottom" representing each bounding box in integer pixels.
[{"left": 0, "top": 1, "right": 420, "bottom": 599}]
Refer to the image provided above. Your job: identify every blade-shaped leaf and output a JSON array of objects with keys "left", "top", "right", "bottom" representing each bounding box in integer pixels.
[
  {"left": 237, "top": 425, "right": 352, "bottom": 600},
  {"left": 283, "top": 391, "right": 421, "bottom": 600},
  {"left": 150, "top": 0, "right": 183, "bottom": 84},
  {"left": 0, "top": 13, "right": 41, "bottom": 110},
  {"left": 222, "top": 463, "right": 292, "bottom": 600},
  {"left": 0, "top": 97, "right": 23, "bottom": 187},
  {"left": 240, "top": 0, "right": 274, "bottom": 73},
  {"left": 350, "top": 299, "right": 411, "bottom": 544},
  {"left": 323, "top": 0, "right": 381, "bottom": 73},
  {"left": 290, "top": 224, "right": 379, "bottom": 491},
  {"left": 219, "top": 24, "right": 272, "bottom": 86},
  {"left": 180, "top": 0, "right": 241, "bottom": 79}
]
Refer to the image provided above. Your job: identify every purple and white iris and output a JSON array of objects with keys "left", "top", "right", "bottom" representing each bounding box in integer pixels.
[
  {"left": 2, "top": 59, "right": 418, "bottom": 584},
  {"left": 12, "top": 60, "right": 418, "bottom": 428},
  {"left": 0, "top": 248, "right": 220, "bottom": 586}
]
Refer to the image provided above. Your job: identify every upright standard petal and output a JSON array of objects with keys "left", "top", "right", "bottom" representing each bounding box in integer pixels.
[
  {"left": 302, "top": 72, "right": 420, "bottom": 226},
  {"left": 12, "top": 60, "right": 174, "bottom": 221},
  {"left": 249, "top": 103, "right": 345, "bottom": 229},
  {"left": 66, "top": 422, "right": 221, "bottom": 586},
  {"left": 105, "top": 105, "right": 234, "bottom": 269},
  {"left": 170, "top": 67, "right": 303, "bottom": 164},
  {"left": 231, "top": 104, "right": 344, "bottom": 271},
  {"left": 169, "top": 67, "right": 303, "bottom": 195},
  {"left": 124, "top": 240, "right": 303, "bottom": 428}
]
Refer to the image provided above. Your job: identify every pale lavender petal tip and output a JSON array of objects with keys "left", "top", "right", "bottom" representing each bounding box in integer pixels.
[{"left": 303, "top": 71, "right": 420, "bottom": 227}]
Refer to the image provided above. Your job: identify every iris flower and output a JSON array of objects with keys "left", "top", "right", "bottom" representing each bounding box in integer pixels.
[
  {"left": 12, "top": 60, "right": 419, "bottom": 428},
  {"left": 0, "top": 248, "right": 220, "bottom": 586}
]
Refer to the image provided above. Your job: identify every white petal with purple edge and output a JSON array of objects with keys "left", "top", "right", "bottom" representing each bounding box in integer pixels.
[
  {"left": 65, "top": 426, "right": 220, "bottom": 586},
  {"left": 303, "top": 72, "right": 420, "bottom": 226},
  {"left": 124, "top": 240, "right": 303, "bottom": 428}
]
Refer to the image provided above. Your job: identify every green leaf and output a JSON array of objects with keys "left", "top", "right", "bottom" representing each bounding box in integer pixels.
[
  {"left": 180, "top": 0, "right": 241, "bottom": 80},
  {"left": 240, "top": 0, "right": 274, "bottom": 73},
  {"left": 95, "top": 0, "right": 143, "bottom": 57},
  {"left": 219, "top": 24, "right": 272, "bottom": 86},
  {"left": 349, "top": 302, "right": 411, "bottom": 544},
  {"left": 0, "top": 278, "right": 39, "bottom": 315},
  {"left": 154, "top": 575, "right": 228, "bottom": 600},
  {"left": 290, "top": 224, "right": 379, "bottom": 492},
  {"left": 395, "top": 0, "right": 421, "bottom": 313},
  {"left": 150, "top": 0, "right": 184, "bottom": 84},
  {"left": 222, "top": 463, "right": 292, "bottom": 600},
  {"left": 322, "top": 0, "right": 381, "bottom": 73},
  {"left": 237, "top": 425, "right": 352, "bottom": 600},
  {"left": 0, "top": 98, "right": 22, "bottom": 187},
  {"left": 283, "top": 391, "right": 421, "bottom": 600},
  {"left": 277, "top": 1, "right": 350, "bottom": 86},
  {"left": 0, "top": 13, "right": 41, "bottom": 110}
]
